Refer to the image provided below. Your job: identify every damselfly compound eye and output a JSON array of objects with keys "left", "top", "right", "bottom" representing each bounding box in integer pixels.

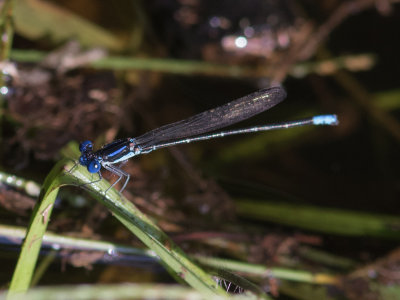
[
  {"left": 79, "top": 140, "right": 93, "bottom": 153},
  {"left": 88, "top": 160, "right": 101, "bottom": 173}
]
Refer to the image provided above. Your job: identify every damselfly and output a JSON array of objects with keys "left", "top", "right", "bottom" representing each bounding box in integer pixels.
[{"left": 76, "top": 86, "right": 338, "bottom": 194}]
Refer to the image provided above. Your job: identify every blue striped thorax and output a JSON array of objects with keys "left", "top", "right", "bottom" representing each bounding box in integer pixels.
[{"left": 78, "top": 138, "right": 140, "bottom": 174}]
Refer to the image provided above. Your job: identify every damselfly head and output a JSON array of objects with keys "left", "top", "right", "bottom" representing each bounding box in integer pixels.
[
  {"left": 78, "top": 141, "right": 101, "bottom": 173},
  {"left": 78, "top": 154, "right": 101, "bottom": 173}
]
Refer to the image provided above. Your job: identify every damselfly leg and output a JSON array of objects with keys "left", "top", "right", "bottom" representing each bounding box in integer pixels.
[
  {"left": 66, "top": 160, "right": 78, "bottom": 174},
  {"left": 80, "top": 171, "right": 103, "bottom": 190},
  {"left": 68, "top": 159, "right": 129, "bottom": 196},
  {"left": 66, "top": 160, "right": 103, "bottom": 190},
  {"left": 103, "top": 164, "right": 130, "bottom": 195}
]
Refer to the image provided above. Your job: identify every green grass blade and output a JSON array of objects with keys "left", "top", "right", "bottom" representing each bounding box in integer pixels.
[
  {"left": 67, "top": 159, "right": 226, "bottom": 297},
  {"left": 8, "top": 159, "right": 74, "bottom": 296},
  {"left": 13, "top": 0, "right": 123, "bottom": 50},
  {"left": 2, "top": 283, "right": 257, "bottom": 300},
  {"left": 236, "top": 199, "right": 400, "bottom": 239},
  {"left": 195, "top": 255, "right": 339, "bottom": 285},
  {"left": 9, "top": 157, "right": 227, "bottom": 297}
]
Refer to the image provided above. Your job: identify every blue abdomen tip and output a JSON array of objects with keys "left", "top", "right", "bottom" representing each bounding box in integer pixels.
[{"left": 312, "top": 115, "right": 339, "bottom": 125}]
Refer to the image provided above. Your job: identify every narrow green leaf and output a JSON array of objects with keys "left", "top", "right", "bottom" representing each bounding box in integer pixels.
[
  {"left": 236, "top": 199, "right": 400, "bottom": 238},
  {"left": 67, "top": 159, "right": 225, "bottom": 297},
  {"left": 2, "top": 283, "right": 257, "bottom": 300},
  {"left": 8, "top": 159, "right": 72, "bottom": 296},
  {"left": 13, "top": 0, "right": 124, "bottom": 50},
  {"left": 8, "top": 158, "right": 226, "bottom": 297}
]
